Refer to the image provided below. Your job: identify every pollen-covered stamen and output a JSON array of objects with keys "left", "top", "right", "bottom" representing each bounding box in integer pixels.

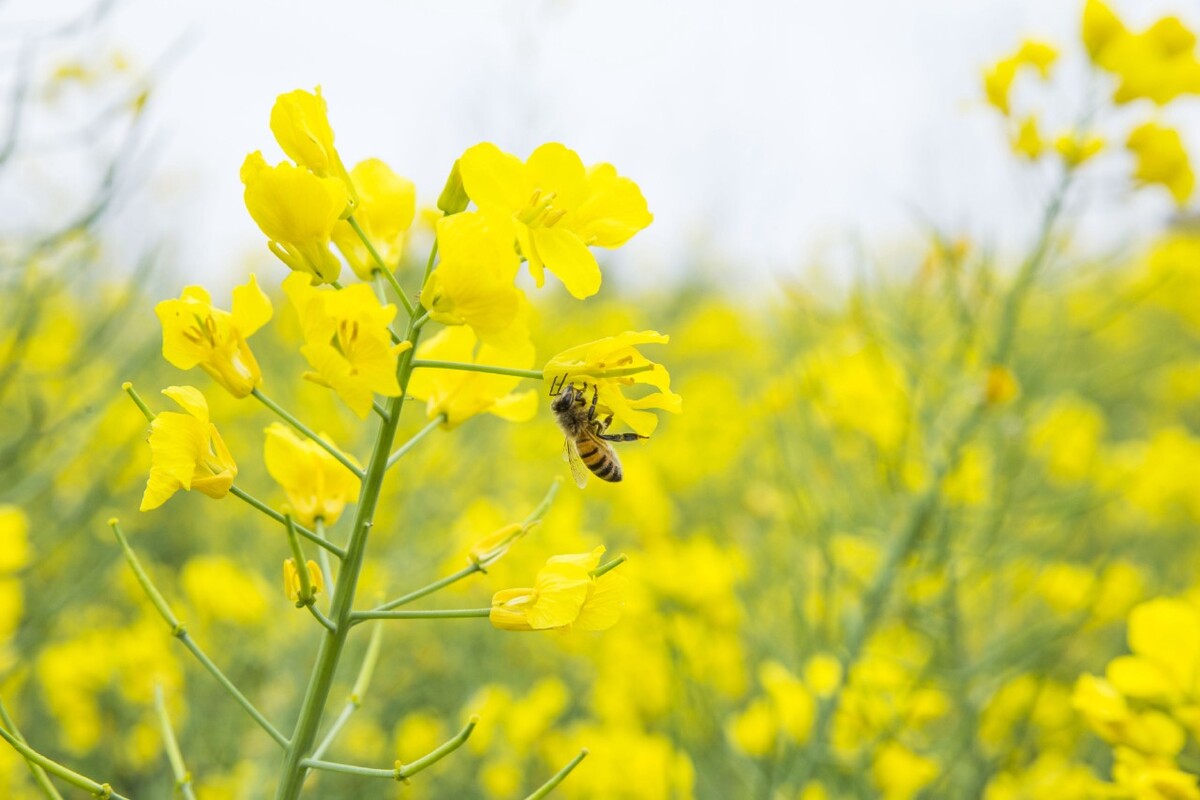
[
  {"left": 516, "top": 190, "right": 561, "bottom": 228},
  {"left": 183, "top": 313, "right": 220, "bottom": 347}
]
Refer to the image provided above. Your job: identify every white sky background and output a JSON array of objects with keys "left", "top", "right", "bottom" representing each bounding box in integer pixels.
[{"left": 4, "top": 0, "right": 1200, "bottom": 293}]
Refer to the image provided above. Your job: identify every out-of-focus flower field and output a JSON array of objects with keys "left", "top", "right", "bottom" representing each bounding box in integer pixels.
[{"left": 4, "top": 2, "right": 1200, "bottom": 798}]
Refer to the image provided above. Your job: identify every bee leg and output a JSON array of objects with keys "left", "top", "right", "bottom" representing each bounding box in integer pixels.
[
  {"left": 549, "top": 373, "right": 568, "bottom": 396},
  {"left": 587, "top": 384, "right": 600, "bottom": 421},
  {"left": 598, "top": 432, "right": 645, "bottom": 442}
]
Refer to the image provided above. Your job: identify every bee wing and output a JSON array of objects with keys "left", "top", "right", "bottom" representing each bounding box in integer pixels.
[{"left": 564, "top": 437, "right": 589, "bottom": 489}]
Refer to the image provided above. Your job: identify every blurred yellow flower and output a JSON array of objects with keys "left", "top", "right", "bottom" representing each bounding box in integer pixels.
[
  {"left": 283, "top": 272, "right": 406, "bottom": 418},
  {"left": 140, "top": 386, "right": 237, "bottom": 511},
  {"left": 727, "top": 697, "right": 776, "bottom": 757},
  {"left": 1082, "top": 1, "right": 1200, "bottom": 105},
  {"left": 1108, "top": 598, "right": 1200, "bottom": 704},
  {"left": 489, "top": 546, "right": 625, "bottom": 632},
  {"left": 983, "top": 40, "right": 1057, "bottom": 116},
  {"left": 264, "top": 423, "right": 360, "bottom": 527},
  {"left": 1072, "top": 673, "right": 1186, "bottom": 756},
  {"left": 468, "top": 523, "right": 525, "bottom": 569},
  {"left": 544, "top": 330, "right": 681, "bottom": 437},
  {"left": 421, "top": 212, "right": 526, "bottom": 346},
  {"left": 1054, "top": 131, "right": 1105, "bottom": 168},
  {"left": 407, "top": 326, "right": 537, "bottom": 428},
  {"left": 241, "top": 151, "right": 348, "bottom": 284},
  {"left": 805, "top": 654, "right": 843, "bottom": 697},
  {"left": 155, "top": 275, "right": 272, "bottom": 398},
  {"left": 0, "top": 506, "right": 29, "bottom": 573},
  {"left": 1127, "top": 122, "right": 1194, "bottom": 206},
  {"left": 759, "top": 661, "right": 815, "bottom": 743},
  {"left": 283, "top": 558, "right": 324, "bottom": 604},
  {"left": 458, "top": 142, "right": 652, "bottom": 298},
  {"left": 331, "top": 158, "right": 416, "bottom": 280},
  {"left": 872, "top": 742, "right": 939, "bottom": 800},
  {"left": 1028, "top": 394, "right": 1106, "bottom": 483},
  {"left": 1112, "top": 747, "right": 1200, "bottom": 800},
  {"left": 181, "top": 555, "right": 268, "bottom": 625},
  {"left": 1013, "top": 116, "right": 1044, "bottom": 160},
  {"left": 270, "top": 86, "right": 358, "bottom": 208}
]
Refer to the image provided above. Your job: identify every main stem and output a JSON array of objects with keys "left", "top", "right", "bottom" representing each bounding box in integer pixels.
[{"left": 273, "top": 315, "right": 424, "bottom": 799}]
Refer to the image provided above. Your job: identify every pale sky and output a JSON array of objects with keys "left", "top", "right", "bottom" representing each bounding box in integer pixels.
[{"left": 4, "top": 0, "right": 1199, "bottom": 291}]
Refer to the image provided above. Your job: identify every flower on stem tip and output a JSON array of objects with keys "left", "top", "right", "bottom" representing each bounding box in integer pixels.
[
  {"left": 264, "top": 423, "right": 360, "bottom": 527},
  {"left": 1127, "top": 122, "right": 1194, "bottom": 206},
  {"left": 283, "top": 558, "right": 324, "bottom": 605},
  {"left": 331, "top": 158, "right": 416, "bottom": 280},
  {"left": 155, "top": 276, "right": 272, "bottom": 399},
  {"left": 140, "top": 386, "right": 237, "bottom": 511},
  {"left": 283, "top": 272, "right": 409, "bottom": 418},
  {"left": 489, "top": 546, "right": 626, "bottom": 632},
  {"left": 270, "top": 86, "right": 358, "bottom": 207},
  {"left": 543, "top": 331, "right": 681, "bottom": 437},
  {"left": 458, "top": 142, "right": 652, "bottom": 299},
  {"left": 406, "top": 326, "right": 537, "bottom": 429}
]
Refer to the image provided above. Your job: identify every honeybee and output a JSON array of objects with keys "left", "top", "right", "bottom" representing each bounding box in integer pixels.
[{"left": 550, "top": 377, "right": 643, "bottom": 487}]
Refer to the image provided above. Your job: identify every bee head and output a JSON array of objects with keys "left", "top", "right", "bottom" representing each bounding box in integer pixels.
[{"left": 551, "top": 383, "right": 587, "bottom": 413}]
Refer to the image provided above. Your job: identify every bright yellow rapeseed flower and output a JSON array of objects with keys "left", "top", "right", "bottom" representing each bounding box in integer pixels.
[
  {"left": 155, "top": 276, "right": 272, "bottom": 398},
  {"left": 241, "top": 151, "right": 348, "bottom": 284},
  {"left": 1127, "top": 122, "right": 1194, "bottom": 205},
  {"left": 263, "top": 423, "right": 360, "bottom": 527},
  {"left": 489, "top": 546, "right": 625, "bottom": 632},
  {"left": 331, "top": 158, "right": 416, "bottom": 280},
  {"left": 458, "top": 142, "right": 652, "bottom": 299},
  {"left": 270, "top": 86, "right": 358, "bottom": 207},
  {"left": 283, "top": 272, "right": 408, "bottom": 418},
  {"left": 421, "top": 212, "right": 526, "bottom": 347},
  {"left": 140, "top": 386, "right": 237, "bottom": 511},
  {"left": 544, "top": 330, "right": 681, "bottom": 437},
  {"left": 1082, "top": 1, "right": 1200, "bottom": 106},
  {"left": 407, "top": 326, "right": 537, "bottom": 428}
]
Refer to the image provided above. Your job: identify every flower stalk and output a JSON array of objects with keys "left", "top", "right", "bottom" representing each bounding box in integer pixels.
[{"left": 154, "top": 685, "right": 198, "bottom": 800}]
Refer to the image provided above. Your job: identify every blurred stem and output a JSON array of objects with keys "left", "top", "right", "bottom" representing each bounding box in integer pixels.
[
  {"left": 0, "top": 698, "right": 64, "bottom": 800},
  {"left": 348, "top": 214, "right": 416, "bottom": 317},
  {"left": 312, "top": 621, "right": 384, "bottom": 761},
  {"left": 110, "top": 520, "right": 289, "bottom": 748},
  {"left": 385, "top": 415, "right": 444, "bottom": 471},
  {"left": 300, "top": 716, "right": 476, "bottom": 781},
  {"left": 251, "top": 389, "right": 364, "bottom": 479},
  {"left": 350, "top": 607, "right": 491, "bottom": 624},
  {"left": 154, "top": 685, "right": 198, "bottom": 800},
  {"left": 274, "top": 237, "right": 433, "bottom": 800},
  {"left": 794, "top": 168, "right": 1072, "bottom": 786},
  {"left": 525, "top": 750, "right": 589, "bottom": 800},
  {"left": 0, "top": 724, "right": 131, "bottom": 800},
  {"left": 229, "top": 486, "right": 345, "bottom": 559}
]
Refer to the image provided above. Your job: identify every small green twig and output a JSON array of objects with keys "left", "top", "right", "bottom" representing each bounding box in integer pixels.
[
  {"left": 349, "top": 608, "right": 491, "bottom": 625},
  {"left": 348, "top": 215, "right": 417, "bottom": 317},
  {"left": 0, "top": 697, "right": 64, "bottom": 799},
  {"left": 122, "top": 381, "right": 154, "bottom": 422},
  {"left": 229, "top": 486, "right": 346, "bottom": 559},
  {"left": 307, "top": 604, "right": 336, "bottom": 633},
  {"left": 385, "top": 415, "right": 444, "bottom": 470},
  {"left": 110, "top": 520, "right": 289, "bottom": 748},
  {"left": 525, "top": 749, "right": 589, "bottom": 799},
  {"left": 590, "top": 554, "right": 627, "bottom": 579},
  {"left": 301, "top": 716, "right": 477, "bottom": 782},
  {"left": 314, "top": 518, "right": 335, "bottom": 603},
  {"left": 252, "top": 389, "right": 364, "bottom": 479},
  {"left": 312, "top": 622, "right": 384, "bottom": 761},
  {"left": 0, "top": 724, "right": 131, "bottom": 800},
  {"left": 285, "top": 515, "right": 317, "bottom": 608},
  {"left": 154, "top": 686, "right": 198, "bottom": 800}
]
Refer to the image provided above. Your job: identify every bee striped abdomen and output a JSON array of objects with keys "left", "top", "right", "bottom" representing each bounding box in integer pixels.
[{"left": 577, "top": 435, "right": 622, "bottom": 482}]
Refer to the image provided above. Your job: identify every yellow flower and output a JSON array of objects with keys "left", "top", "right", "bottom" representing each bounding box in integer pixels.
[
  {"left": 1083, "top": 2, "right": 1200, "bottom": 105},
  {"left": 407, "top": 326, "right": 537, "bottom": 428},
  {"left": 543, "top": 330, "right": 681, "bottom": 437},
  {"left": 1072, "top": 673, "right": 1186, "bottom": 756},
  {"left": 282, "top": 272, "right": 407, "bottom": 418},
  {"left": 983, "top": 40, "right": 1058, "bottom": 116},
  {"left": 140, "top": 386, "right": 237, "bottom": 511},
  {"left": 1127, "top": 122, "right": 1194, "bottom": 206},
  {"left": 759, "top": 661, "right": 815, "bottom": 743},
  {"left": 155, "top": 275, "right": 272, "bottom": 398},
  {"left": 331, "top": 158, "right": 416, "bottom": 280},
  {"left": 263, "top": 423, "right": 360, "bottom": 527},
  {"left": 1012, "top": 116, "right": 1044, "bottom": 160},
  {"left": 1082, "top": 0, "right": 1126, "bottom": 65},
  {"left": 468, "top": 523, "right": 526, "bottom": 568},
  {"left": 1111, "top": 748, "right": 1200, "bottom": 800},
  {"left": 241, "top": 151, "right": 348, "bottom": 284},
  {"left": 182, "top": 556, "right": 268, "bottom": 625},
  {"left": 1054, "top": 131, "right": 1105, "bottom": 168},
  {"left": 458, "top": 142, "right": 652, "bottom": 298},
  {"left": 871, "top": 742, "right": 939, "bottom": 800},
  {"left": 1108, "top": 597, "right": 1200, "bottom": 705},
  {"left": 0, "top": 506, "right": 30, "bottom": 574},
  {"left": 421, "top": 212, "right": 526, "bottom": 346},
  {"left": 489, "top": 546, "right": 625, "bottom": 632},
  {"left": 984, "top": 365, "right": 1021, "bottom": 406},
  {"left": 727, "top": 698, "right": 777, "bottom": 757},
  {"left": 270, "top": 86, "right": 358, "bottom": 207},
  {"left": 283, "top": 558, "right": 324, "bottom": 604}
]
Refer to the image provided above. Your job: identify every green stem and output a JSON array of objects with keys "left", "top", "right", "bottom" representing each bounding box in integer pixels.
[
  {"left": 410, "top": 359, "right": 657, "bottom": 382},
  {"left": 307, "top": 605, "right": 336, "bottom": 633},
  {"left": 154, "top": 686, "right": 198, "bottom": 800},
  {"left": 110, "top": 520, "right": 289, "bottom": 749},
  {"left": 350, "top": 608, "right": 490, "bottom": 624},
  {"left": 0, "top": 725, "right": 132, "bottom": 800},
  {"left": 422, "top": 238, "right": 439, "bottom": 286},
  {"left": 299, "top": 759, "right": 394, "bottom": 779},
  {"left": 312, "top": 622, "right": 384, "bottom": 761},
  {"left": 0, "top": 698, "right": 64, "bottom": 799},
  {"left": 121, "top": 381, "right": 154, "bottom": 422},
  {"left": 385, "top": 415, "right": 444, "bottom": 471},
  {"left": 348, "top": 214, "right": 416, "bottom": 317},
  {"left": 230, "top": 486, "right": 346, "bottom": 559},
  {"left": 252, "top": 389, "right": 364, "bottom": 479},
  {"left": 273, "top": 260, "right": 430, "bottom": 800},
  {"left": 285, "top": 516, "right": 317, "bottom": 607},
  {"left": 590, "top": 555, "right": 627, "bottom": 579},
  {"left": 525, "top": 749, "right": 589, "bottom": 800},
  {"left": 299, "top": 716, "right": 476, "bottom": 782},
  {"left": 372, "top": 564, "right": 481, "bottom": 613},
  {"left": 314, "top": 519, "right": 335, "bottom": 605}
]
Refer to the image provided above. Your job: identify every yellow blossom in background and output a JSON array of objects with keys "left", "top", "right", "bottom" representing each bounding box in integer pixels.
[
  {"left": 155, "top": 276, "right": 272, "bottom": 398},
  {"left": 181, "top": 555, "right": 268, "bottom": 625},
  {"left": 805, "top": 654, "right": 843, "bottom": 697},
  {"left": 1127, "top": 122, "right": 1194, "bottom": 206},
  {"left": 421, "top": 212, "right": 526, "bottom": 346},
  {"left": 759, "top": 661, "right": 815, "bottom": 743},
  {"left": 1013, "top": 116, "right": 1044, "bottom": 160},
  {"left": 263, "top": 423, "right": 360, "bottom": 526},
  {"left": 1144, "top": 233, "right": 1200, "bottom": 329},
  {"left": 140, "top": 386, "right": 237, "bottom": 511},
  {"left": 0, "top": 507, "right": 29, "bottom": 574},
  {"left": 1055, "top": 131, "right": 1105, "bottom": 168},
  {"left": 983, "top": 40, "right": 1058, "bottom": 116},
  {"left": 489, "top": 546, "right": 625, "bottom": 632},
  {"left": 241, "top": 151, "right": 348, "bottom": 284},
  {"left": 283, "top": 558, "right": 324, "bottom": 604},
  {"left": 458, "top": 142, "right": 652, "bottom": 298},
  {"left": 872, "top": 742, "right": 939, "bottom": 800},
  {"left": 331, "top": 158, "right": 416, "bottom": 279},
  {"left": 727, "top": 697, "right": 776, "bottom": 757},
  {"left": 468, "top": 523, "right": 526, "bottom": 569},
  {"left": 1082, "top": 1, "right": 1200, "bottom": 105},
  {"left": 1107, "top": 597, "right": 1200, "bottom": 705},
  {"left": 984, "top": 364, "right": 1020, "bottom": 406},
  {"left": 407, "top": 326, "right": 537, "bottom": 428},
  {"left": 543, "top": 330, "right": 681, "bottom": 437},
  {"left": 1028, "top": 394, "right": 1106, "bottom": 483},
  {"left": 283, "top": 272, "right": 406, "bottom": 418},
  {"left": 270, "top": 86, "right": 358, "bottom": 208}
]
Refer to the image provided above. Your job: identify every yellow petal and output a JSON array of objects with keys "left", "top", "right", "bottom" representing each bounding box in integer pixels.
[
  {"left": 531, "top": 227, "right": 601, "bottom": 299},
  {"left": 231, "top": 274, "right": 273, "bottom": 337},
  {"left": 459, "top": 142, "right": 528, "bottom": 212}
]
